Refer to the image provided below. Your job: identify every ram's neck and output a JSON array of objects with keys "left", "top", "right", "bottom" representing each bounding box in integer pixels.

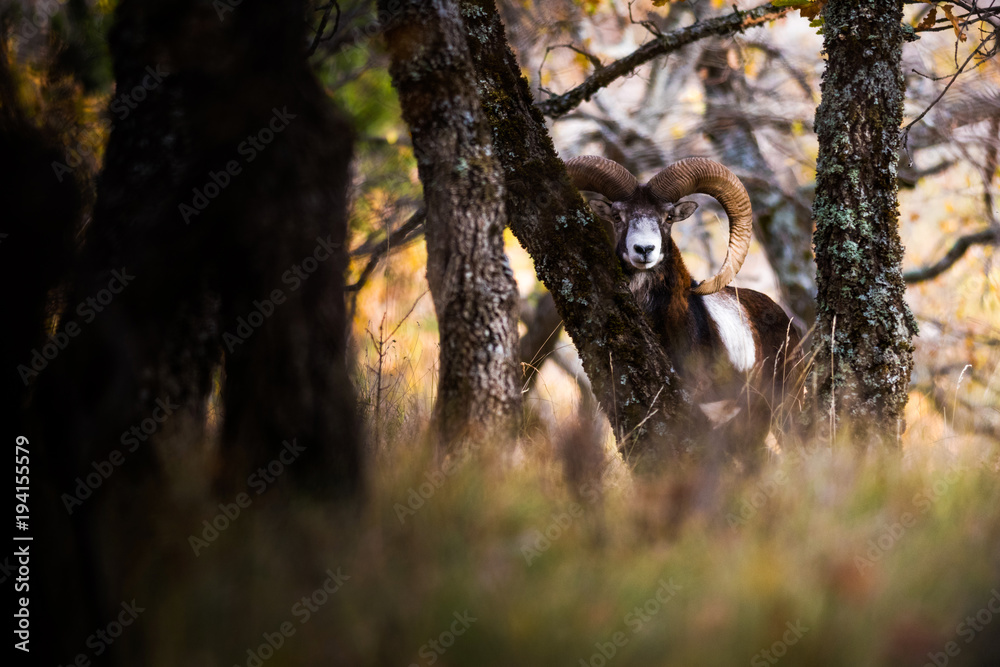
[{"left": 629, "top": 238, "right": 691, "bottom": 332}]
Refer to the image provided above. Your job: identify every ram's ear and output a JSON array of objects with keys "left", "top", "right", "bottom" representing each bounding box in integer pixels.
[
  {"left": 583, "top": 196, "right": 618, "bottom": 249},
  {"left": 673, "top": 201, "right": 698, "bottom": 221},
  {"left": 587, "top": 198, "right": 613, "bottom": 219}
]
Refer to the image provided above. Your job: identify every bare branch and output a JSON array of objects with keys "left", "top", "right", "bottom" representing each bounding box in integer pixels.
[
  {"left": 628, "top": 0, "right": 664, "bottom": 39},
  {"left": 346, "top": 208, "right": 425, "bottom": 292},
  {"left": 535, "top": 2, "right": 794, "bottom": 119},
  {"left": 309, "top": 1, "right": 342, "bottom": 57},
  {"left": 536, "top": 44, "right": 604, "bottom": 97},
  {"left": 945, "top": 0, "right": 1000, "bottom": 30},
  {"left": 743, "top": 40, "right": 814, "bottom": 99},
  {"left": 904, "top": 229, "right": 998, "bottom": 283},
  {"left": 903, "top": 38, "right": 987, "bottom": 137},
  {"left": 902, "top": 37, "right": 990, "bottom": 166}
]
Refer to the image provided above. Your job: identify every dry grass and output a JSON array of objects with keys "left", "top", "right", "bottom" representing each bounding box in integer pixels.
[{"left": 132, "top": 374, "right": 1000, "bottom": 667}]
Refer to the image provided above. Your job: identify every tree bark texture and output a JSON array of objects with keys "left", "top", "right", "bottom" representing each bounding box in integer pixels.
[
  {"left": 807, "top": 0, "right": 917, "bottom": 445},
  {"left": 381, "top": 0, "right": 522, "bottom": 448},
  {"left": 460, "top": 0, "right": 706, "bottom": 465},
  {"left": 31, "top": 1, "right": 361, "bottom": 660},
  {"left": 698, "top": 42, "right": 817, "bottom": 326}
]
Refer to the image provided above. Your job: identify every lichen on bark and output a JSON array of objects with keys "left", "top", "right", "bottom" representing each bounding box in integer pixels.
[{"left": 807, "top": 0, "right": 918, "bottom": 445}]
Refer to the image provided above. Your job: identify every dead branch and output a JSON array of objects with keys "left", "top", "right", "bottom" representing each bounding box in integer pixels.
[
  {"left": 904, "top": 229, "right": 999, "bottom": 283},
  {"left": 535, "top": 2, "right": 794, "bottom": 119},
  {"left": 346, "top": 208, "right": 425, "bottom": 292}
]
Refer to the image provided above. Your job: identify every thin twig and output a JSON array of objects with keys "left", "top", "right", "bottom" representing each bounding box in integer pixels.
[
  {"left": 308, "top": 1, "right": 341, "bottom": 57},
  {"left": 346, "top": 208, "right": 426, "bottom": 292},
  {"left": 536, "top": 44, "right": 603, "bottom": 98},
  {"left": 829, "top": 315, "right": 836, "bottom": 447},
  {"left": 902, "top": 38, "right": 987, "bottom": 146},
  {"left": 904, "top": 229, "right": 999, "bottom": 283},
  {"left": 628, "top": 0, "right": 663, "bottom": 39}
]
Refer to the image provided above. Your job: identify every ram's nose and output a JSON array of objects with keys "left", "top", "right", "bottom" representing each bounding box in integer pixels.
[{"left": 634, "top": 244, "right": 655, "bottom": 259}]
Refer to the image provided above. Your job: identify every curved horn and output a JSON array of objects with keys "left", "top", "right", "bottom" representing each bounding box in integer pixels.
[
  {"left": 647, "top": 157, "right": 753, "bottom": 295},
  {"left": 565, "top": 156, "right": 638, "bottom": 201}
]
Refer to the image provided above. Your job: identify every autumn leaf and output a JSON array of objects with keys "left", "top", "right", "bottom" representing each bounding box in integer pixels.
[
  {"left": 772, "top": 0, "right": 825, "bottom": 19},
  {"left": 941, "top": 5, "right": 968, "bottom": 41},
  {"left": 799, "top": 2, "right": 826, "bottom": 21},
  {"left": 916, "top": 7, "right": 937, "bottom": 31}
]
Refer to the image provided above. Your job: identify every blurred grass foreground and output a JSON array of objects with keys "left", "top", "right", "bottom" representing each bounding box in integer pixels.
[{"left": 141, "top": 416, "right": 1000, "bottom": 667}]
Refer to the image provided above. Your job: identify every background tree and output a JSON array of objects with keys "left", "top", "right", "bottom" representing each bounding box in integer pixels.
[
  {"left": 380, "top": 0, "right": 521, "bottom": 450},
  {"left": 20, "top": 0, "right": 361, "bottom": 660},
  {"left": 805, "top": 0, "right": 918, "bottom": 445}
]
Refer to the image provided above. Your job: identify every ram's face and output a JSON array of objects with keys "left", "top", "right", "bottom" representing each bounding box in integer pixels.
[{"left": 589, "top": 195, "right": 698, "bottom": 270}]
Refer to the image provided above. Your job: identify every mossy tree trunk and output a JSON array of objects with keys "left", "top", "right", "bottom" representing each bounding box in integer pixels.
[
  {"left": 380, "top": 0, "right": 522, "bottom": 449},
  {"left": 807, "top": 0, "right": 917, "bottom": 445},
  {"left": 459, "top": 0, "right": 705, "bottom": 465}
]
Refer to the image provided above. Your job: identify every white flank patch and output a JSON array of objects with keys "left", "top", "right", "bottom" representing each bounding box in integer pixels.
[{"left": 702, "top": 292, "right": 756, "bottom": 372}]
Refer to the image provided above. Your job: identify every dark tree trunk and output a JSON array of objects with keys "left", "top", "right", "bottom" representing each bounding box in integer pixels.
[
  {"left": 807, "top": 0, "right": 917, "bottom": 445},
  {"left": 2, "top": 41, "right": 87, "bottom": 663},
  {"left": 459, "top": 0, "right": 706, "bottom": 466},
  {"left": 698, "top": 42, "right": 817, "bottom": 326},
  {"left": 380, "top": 0, "right": 522, "bottom": 449},
  {"left": 30, "top": 1, "right": 360, "bottom": 661}
]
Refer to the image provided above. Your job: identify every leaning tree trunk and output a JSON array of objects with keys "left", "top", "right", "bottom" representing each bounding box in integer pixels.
[
  {"left": 807, "top": 0, "right": 917, "bottom": 445},
  {"left": 381, "top": 0, "right": 522, "bottom": 450},
  {"left": 460, "top": 0, "right": 707, "bottom": 466}
]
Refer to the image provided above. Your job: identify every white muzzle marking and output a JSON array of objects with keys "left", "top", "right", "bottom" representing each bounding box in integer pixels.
[{"left": 625, "top": 218, "right": 662, "bottom": 269}]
